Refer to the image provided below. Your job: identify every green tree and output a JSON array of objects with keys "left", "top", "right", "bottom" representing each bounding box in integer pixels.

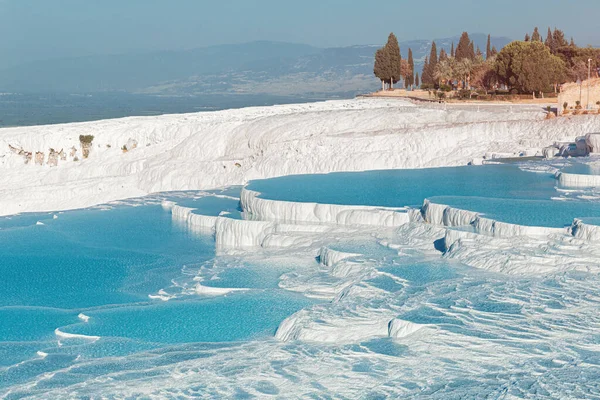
[
  {"left": 439, "top": 48, "right": 448, "bottom": 61},
  {"left": 373, "top": 48, "right": 389, "bottom": 90},
  {"left": 471, "top": 58, "right": 497, "bottom": 92},
  {"left": 553, "top": 28, "right": 567, "bottom": 48},
  {"left": 486, "top": 34, "right": 492, "bottom": 59},
  {"left": 385, "top": 33, "right": 402, "bottom": 88},
  {"left": 450, "top": 42, "right": 455, "bottom": 58},
  {"left": 426, "top": 41, "right": 438, "bottom": 87},
  {"left": 373, "top": 33, "right": 403, "bottom": 89},
  {"left": 434, "top": 59, "right": 454, "bottom": 86},
  {"left": 415, "top": 72, "right": 420, "bottom": 88},
  {"left": 455, "top": 32, "right": 472, "bottom": 60},
  {"left": 545, "top": 27, "right": 555, "bottom": 53},
  {"left": 429, "top": 41, "right": 438, "bottom": 71},
  {"left": 494, "top": 40, "right": 567, "bottom": 94},
  {"left": 524, "top": 33, "right": 530, "bottom": 42},
  {"left": 456, "top": 58, "right": 473, "bottom": 89},
  {"left": 401, "top": 58, "right": 412, "bottom": 88},
  {"left": 532, "top": 27, "right": 541, "bottom": 42},
  {"left": 407, "top": 48, "right": 415, "bottom": 88},
  {"left": 421, "top": 56, "right": 431, "bottom": 85}
]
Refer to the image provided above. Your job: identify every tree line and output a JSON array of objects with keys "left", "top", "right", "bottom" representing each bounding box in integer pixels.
[{"left": 374, "top": 29, "right": 600, "bottom": 95}]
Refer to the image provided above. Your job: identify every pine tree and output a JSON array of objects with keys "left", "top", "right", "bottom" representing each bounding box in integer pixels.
[
  {"left": 415, "top": 72, "right": 420, "bottom": 88},
  {"left": 455, "top": 32, "right": 472, "bottom": 60},
  {"left": 486, "top": 34, "right": 491, "bottom": 59},
  {"left": 450, "top": 42, "right": 455, "bottom": 58},
  {"left": 545, "top": 27, "right": 555, "bottom": 53},
  {"left": 407, "top": 48, "right": 415, "bottom": 88},
  {"left": 532, "top": 27, "right": 541, "bottom": 41}
]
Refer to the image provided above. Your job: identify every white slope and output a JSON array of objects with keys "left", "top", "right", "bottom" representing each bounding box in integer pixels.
[{"left": 1, "top": 98, "right": 598, "bottom": 216}]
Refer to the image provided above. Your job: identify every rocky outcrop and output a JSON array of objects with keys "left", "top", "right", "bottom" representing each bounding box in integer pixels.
[
  {"left": 124, "top": 138, "right": 138, "bottom": 152},
  {"left": 47, "top": 149, "right": 59, "bottom": 167},
  {"left": 34, "top": 152, "right": 44, "bottom": 166}
]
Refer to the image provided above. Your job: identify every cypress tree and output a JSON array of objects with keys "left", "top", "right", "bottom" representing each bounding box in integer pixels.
[
  {"left": 455, "top": 32, "right": 472, "bottom": 60},
  {"left": 373, "top": 48, "right": 388, "bottom": 90},
  {"left": 439, "top": 48, "right": 448, "bottom": 61},
  {"left": 415, "top": 72, "right": 420, "bottom": 88},
  {"left": 553, "top": 28, "right": 567, "bottom": 48},
  {"left": 422, "top": 56, "right": 431, "bottom": 85},
  {"left": 570, "top": 37, "right": 575, "bottom": 47},
  {"left": 407, "top": 48, "right": 415, "bottom": 88},
  {"left": 532, "top": 27, "right": 541, "bottom": 41},
  {"left": 429, "top": 41, "right": 438, "bottom": 74},
  {"left": 476, "top": 46, "right": 482, "bottom": 58},
  {"left": 486, "top": 34, "right": 491, "bottom": 59},
  {"left": 469, "top": 41, "right": 476, "bottom": 60},
  {"left": 384, "top": 33, "right": 402, "bottom": 88},
  {"left": 545, "top": 27, "right": 555, "bottom": 53},
  {"left": 525, "top": 33, "right": 530, "bottom": 42},
  {"left": 450, "top": 42, "right": 455, "bottom": 58},
  {"left": 491, "top": 46, "right": 498, "bottom": 57}
]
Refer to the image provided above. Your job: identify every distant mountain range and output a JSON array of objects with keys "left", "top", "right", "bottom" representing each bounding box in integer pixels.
[{"left": 0, "top": 34, "right": 512, "bottom": 97}]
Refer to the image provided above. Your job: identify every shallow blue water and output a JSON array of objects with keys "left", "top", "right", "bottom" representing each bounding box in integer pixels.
[
  {"left": 0, "top": 194, "right": 316, "bottom": 394},
  {"left": 249, "top": 163, "right": 600, "bottom": 227},
  {"left": 247, "top": 164, "right": 558, "bottom": 208},
  {"left": 562, "top": 162, "right": 600, "bottom": 175},
  {"left": 3, "top": 164, "right": 600, "bottom": 398}
]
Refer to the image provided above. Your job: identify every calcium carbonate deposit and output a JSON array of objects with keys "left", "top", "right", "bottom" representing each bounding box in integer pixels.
[{"left": 2, "top": 99, "right": 600, "bottom": 398}]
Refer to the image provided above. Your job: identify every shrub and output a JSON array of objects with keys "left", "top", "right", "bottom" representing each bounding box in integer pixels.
[
  {"left": 436, "top": 91, "right": 446, "bottom": 100},
  {"left": 79, "top": 135, "right": 94, "bottom": 145},
  {"left": 457, "top": 89, "right": 471, "bottom": 100},
  {"left": 421, "top": 83, "right": 435, "bottom": 90},
  {"left": 439, "top": 84, "right": 452, "bottom": 92},
  {"left": 575, "top": 101, "right": 582, "bottom": 110},
  {"left": 563, "top": 102, "right": 569, "bottom": 111}
]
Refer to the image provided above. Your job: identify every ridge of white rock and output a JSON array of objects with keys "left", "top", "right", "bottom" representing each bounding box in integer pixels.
[
  {"left": 2, "top": 98, "right": 598, "bottom": 216},
  {"left": 319, "top": 247, "right": 362, "bottom": 267},
  {"left": 241, "top": 188, "right": 410, "bottom": 227},
  {"left": 275, "top": 309, "right": 391, "bottom": 343},
  {"left": 557, "top": 171, "right": 600, "bottom": 188},
  {"left": 423, "top": 200, "right": 566, "bottom": 242},
  {"left": 195, "top": 284, "right": 248, "bottom": 296},
  {"left": 569, "top": 219, "right": 600, "bottom": 241},
  {"left": 170, "top": 204, "right": 218, "bottom": 233},
  {"left": 388, "top": 319, "right": 429, "bottom": 339}
]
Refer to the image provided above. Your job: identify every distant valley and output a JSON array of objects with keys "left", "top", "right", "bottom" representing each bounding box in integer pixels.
[{"left": 0, "top": 34, "right": 511, "bottom": 97}]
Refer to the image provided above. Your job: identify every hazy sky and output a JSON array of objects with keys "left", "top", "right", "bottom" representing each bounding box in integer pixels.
[{"left": 2, "top": 0, "right": 599, "bottom": 68}]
